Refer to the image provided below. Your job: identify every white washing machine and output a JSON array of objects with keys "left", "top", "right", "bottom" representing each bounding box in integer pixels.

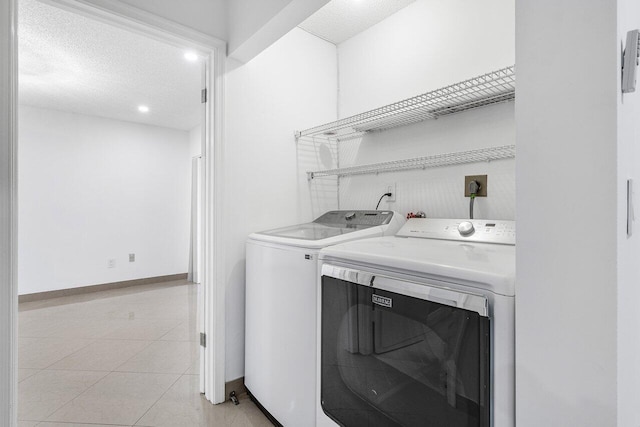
[
  {"left": 317, "top": 218, "right": 515, "bottom": 427},
  {"left": 245, "top": 211, "right": 405, "bottom": 427}
]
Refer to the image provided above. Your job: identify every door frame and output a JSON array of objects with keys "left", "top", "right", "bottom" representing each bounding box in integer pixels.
[
  {"left": 0, "top": 0, "right": 18, "bottom": 424},
  {"left": 0, "top": 1, "right": 228, "bottom": 422}
]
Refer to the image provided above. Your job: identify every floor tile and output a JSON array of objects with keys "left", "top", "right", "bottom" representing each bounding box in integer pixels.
[
  {"left": 18, "top": 368, "right": 39, "bottom": 383},
  {"left": 38, "top": 423, "right": 130, "bottom": 427},
  {"left": 18, "top": 315, "right": 59, "bottom": 337},
  {"left": 134, "top": 374, "right": 214, "bottom": 426},
  {"left": 237, "top": 395, "right": 277, "bottom": 427},
  {"left": 136, "top": 375, "right": 271, "bottom": 427},
  {"left": 20, "top": 316, "right": 128, "bottom": 339},
  {"left": 18, "top": 369, "right": 107, "bottom": 421},
  {"left": 159, "top": 320, "right": 199, "bottom": 342},
  {"left": 19, "top": 337, "right": 93, "bottom": 369},
  {"left": 48, "top": 339, "right": 152, "bottom": 372},
  {"left": 102, "top": 319, "right": 182, "bottom": 341},
  {"left": 46, "top": 371, "right": 179, "bottom": 425},
  {"left": 18, "top": 281, "right": 270, "bottom": 425},
  {"left": 184, "top": 355, "right": 201, "bottom": 375},
  {"left": 116, "top": 340, "right": 199, "bottom": 374},
  {"left": 117, "top": 302, "right": 193, "bottom": 321}
]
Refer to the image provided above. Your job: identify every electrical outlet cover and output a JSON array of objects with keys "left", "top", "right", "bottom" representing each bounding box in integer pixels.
[
  {"left": 385, "top": 183, "right": 397, "bottom": 202},
  {"left": 129, "top": 253, "right": 135, "bottom": 262},
  {"left": 108, "top": 259, "right": 116, "bottom": 268},
  {"left": 465, "top": 175, "right": 488, "bottom": 197}
]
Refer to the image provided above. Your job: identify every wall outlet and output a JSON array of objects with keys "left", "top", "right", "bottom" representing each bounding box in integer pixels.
[
  {"left": 385, "top": 183, "right": 396, "bottom": 202},
  {"left": 107, "top": 259, "right": 116, "bottom": 268},
  {"left": 465, "top": 175, "right": 488, "bottom": 197},
  {"left": 129, "top": 253, "right": 135, "bottom": 262}
]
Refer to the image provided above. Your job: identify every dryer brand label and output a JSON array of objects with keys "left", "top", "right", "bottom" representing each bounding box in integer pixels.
[{"left": 372, "top": 294, "right": 392, "bottom": 308}]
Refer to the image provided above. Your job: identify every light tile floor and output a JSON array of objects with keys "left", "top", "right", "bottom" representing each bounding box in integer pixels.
[{"left": 18, "top": 280, "right": 273, "bottom": 427}]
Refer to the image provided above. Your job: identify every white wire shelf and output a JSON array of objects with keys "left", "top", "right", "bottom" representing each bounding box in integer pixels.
[
  {"left": 307, "top": 145, "right": 516, "bottom": 180},
  {"left": 296, "top": 65, "right": 515, "bottom": 142}
]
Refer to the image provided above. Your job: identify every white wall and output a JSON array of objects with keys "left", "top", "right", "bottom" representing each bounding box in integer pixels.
[
  {"left": 334, "top": 0, "right": 515, "bottom": 220},
  {"left": 617, "top": 1, "right": 640, "bottom": 425},
  {"left": 337, "top": 0, "right": 515, "bottom": 117},
  {"left": 226, "top": 0, "right": 290, "bottom": 54},
  {"left": 223, "top": 27, "right": 337, "bottom": 381},
  {"left": 226, "top": 0, "right": 330, "bottom": 63},
  {"left": 189, "top": 124, "right": 202, "bottom": 158},
  {"left": 336, "top": 104, "right": 515, "bottom": 219},
  {"left": 18, "top": 106, "right": 192, "bottom": 295},
  {"left": 516, "top": 1, "right": 619, "bottom": 425}
]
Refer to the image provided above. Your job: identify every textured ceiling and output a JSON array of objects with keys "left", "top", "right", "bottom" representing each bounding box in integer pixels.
[
  {"left": 18, "top": 0, "right": 202, "bottom": 131},
  {"left": 298, "top": 0, "right": 416, "bottom": 45}
]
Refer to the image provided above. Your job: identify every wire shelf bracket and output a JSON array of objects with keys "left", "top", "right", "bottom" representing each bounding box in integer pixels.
[
  {"left": 295, "top": 65, "right": 515, "bottom": 142},
  {"left": 307, "top": 145, "right": 516, "bottom": 180}
]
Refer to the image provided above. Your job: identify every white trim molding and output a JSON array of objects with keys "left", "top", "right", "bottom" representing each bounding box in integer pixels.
[
  {"left": 0, "top": 0, "right": 18, "bottom": 424},
  {"left": 203, "top": 46, "right": 227, "bottom": 404},
  {"left": 39, "top": 0, "right": 225, "bottom": 52}
]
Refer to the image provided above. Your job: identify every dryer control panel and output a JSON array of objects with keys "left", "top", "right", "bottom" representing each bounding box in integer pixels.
[{"left": 396, "top": 218, "right": 516, "bottom": 245}]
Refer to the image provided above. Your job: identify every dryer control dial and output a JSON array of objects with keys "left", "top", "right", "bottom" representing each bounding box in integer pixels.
[{"left": 458, "top": 221, "right": 475, "bottom": 236}]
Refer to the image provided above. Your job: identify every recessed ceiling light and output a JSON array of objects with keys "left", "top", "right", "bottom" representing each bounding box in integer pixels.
[
  {"left": 184, "top": 51, "right": 199, "bottom": 62},
  {"left": 138, "top": 105, "right": 149, "bottom": 113}
]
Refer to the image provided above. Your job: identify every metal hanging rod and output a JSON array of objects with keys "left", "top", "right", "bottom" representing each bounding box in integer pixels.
[
  {"left": 307, "top": 145, "right": 516, "bottom": 180},
  {"left": 296, "top": 65, "right": 515, "bottom": 141}
]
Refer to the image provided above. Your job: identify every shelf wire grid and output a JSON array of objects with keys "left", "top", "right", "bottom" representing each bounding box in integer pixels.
[
  {"left": 295, "top": 65, "right": 515, "bottom": 141},
  {"left": 307, "top": 145, "right": 516, "bottom": 180}
]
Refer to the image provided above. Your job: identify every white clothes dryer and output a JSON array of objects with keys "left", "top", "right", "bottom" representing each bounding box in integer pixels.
[
  {"left": 317, "top": 218, "right": 515, "bottom": 427},
  {"left": 245, "top": 211, "right": 405, "bottom": 426}
]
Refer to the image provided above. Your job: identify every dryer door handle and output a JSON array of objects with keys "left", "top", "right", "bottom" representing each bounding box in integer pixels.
[{"left": 321, "top": 263, "right": 488, "bottom": 317}]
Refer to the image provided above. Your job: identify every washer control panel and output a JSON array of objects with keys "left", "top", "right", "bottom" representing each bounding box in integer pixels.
[{"left": 396, "top": 218, "right": 516, "bottom": 245}]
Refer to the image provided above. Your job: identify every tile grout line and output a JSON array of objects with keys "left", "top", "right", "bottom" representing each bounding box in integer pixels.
[
  {"left": 35, "top": 421, "right": 134, "bottom": 426},
  {"left": 111, "top": 338, "right": 199, "bottom": 375},
  {"left": 32, "top": 337, "right": 154, "bottom": 423},
  {"left": 17, "top": 368, "right": 40, "bottom": 384},
  {"left": 38, "top": 338, "right": 98, "bottom": 371},
  {"left": 22, "top": 368, "right": 109, "bottom": 424},
  {"left": 156, "top": 320, "right": 185, "bottom": 341},
  {"left": 130, "top": 369, "right": 184, "bottom": 427},
  {"left": 38, "top": 370, "right": 134, "bottom": 424},
  {"left": 109, "top": 339, "right": 157, "bottom": 373},
  {"left": 36, "top": 337, "right": 160, "bottom": 422}
]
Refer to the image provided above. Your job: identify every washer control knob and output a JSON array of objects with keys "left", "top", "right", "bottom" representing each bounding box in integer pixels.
[
  {"left": 458, "top": 221, "right": 475, "bottom": 236},
  {"left": 345, "top": 212, "right": 356, "bottom": 220}
]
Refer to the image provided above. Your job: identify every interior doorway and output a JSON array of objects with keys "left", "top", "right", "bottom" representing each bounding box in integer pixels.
[
  {"left": 17, "top": 0, "right": 205, "bottom": 300},
  {"left": 2, "top": 0, "right": 228, "bottom": 423},
  {"left": 16, "top": 0, "right": 207, "bottom": 422}
]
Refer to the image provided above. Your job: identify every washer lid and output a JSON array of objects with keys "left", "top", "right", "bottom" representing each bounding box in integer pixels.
[
  {"left": 319, "top": 235, "right": 515, "bottom": 296},
  {"left": 250, "top": 211, "right": 400, "bottom": 248},
  {"left": 258, "top": 222, "right": 371, "bottom": 241}
]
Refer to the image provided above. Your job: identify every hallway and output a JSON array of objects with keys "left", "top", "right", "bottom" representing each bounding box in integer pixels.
[{"left": 17, "top": 280, "right": 271, "bottom": 426}]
